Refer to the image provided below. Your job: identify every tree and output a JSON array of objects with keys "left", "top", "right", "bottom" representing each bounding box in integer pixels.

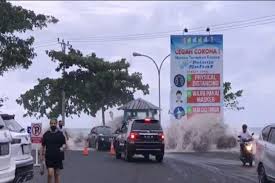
[
  {"left": 223, "top": 82, "right": 244, "bottom": 110},
  {"left": 16, "top": 47, "right": 149, "bottom": 124},
  {"left": 0, "top": 1, "right": 58, "bottom": 75}
]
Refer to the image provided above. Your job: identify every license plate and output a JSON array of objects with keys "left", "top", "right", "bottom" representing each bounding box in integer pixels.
[
  {"left": 144, "top": 135, "right": 153, "bottom": 139},
  {"left": 22, "top": 144, "right": 31, "bottom": 154}
]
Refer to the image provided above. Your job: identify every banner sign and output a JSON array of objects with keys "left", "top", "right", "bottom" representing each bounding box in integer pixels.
[{"left": 170, "top": 35, "right": 223, "bottom": 120}]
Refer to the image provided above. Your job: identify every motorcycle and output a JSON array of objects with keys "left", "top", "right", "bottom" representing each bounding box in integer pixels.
[{"left": 238, "top": 133, "right": 254, "bottom": 167}]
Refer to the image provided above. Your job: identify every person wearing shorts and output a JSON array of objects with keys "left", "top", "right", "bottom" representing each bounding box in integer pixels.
[{"left": 41, "top": 119, "right": 66, "bottom": 183}]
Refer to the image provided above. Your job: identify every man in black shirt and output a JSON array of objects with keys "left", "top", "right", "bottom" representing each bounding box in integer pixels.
[{"left": 41, "top": 119, "right": 66, "bottom": 183}]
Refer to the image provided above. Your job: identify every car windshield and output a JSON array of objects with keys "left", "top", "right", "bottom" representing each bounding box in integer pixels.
[
  {"left": 3, "top": 119, "right": 24, "bottom": 132},
  {"left": 97, "top": 127, "right": 112, "bottom": 135},
  {"left": 132, "top": 120, "right": 162, "bottom": 131}
]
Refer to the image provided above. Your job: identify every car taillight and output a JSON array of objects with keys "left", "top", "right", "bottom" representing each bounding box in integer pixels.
[
  {"left": 128, "top": 132, "right": 138, "bottom": 140},
  {"left": 159, "top": 133, "right": 164, "bottom": 141}
]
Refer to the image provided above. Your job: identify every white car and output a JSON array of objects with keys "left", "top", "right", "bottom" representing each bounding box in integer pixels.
[
  {"left": 0, "top": 116, "right": 15, "bottom": 183},
  {"left": 256, "top": 124, "right": 275, "bottom": 183},
  {"left": 1, "top": 114, "right": 33, "bottom": 182}
]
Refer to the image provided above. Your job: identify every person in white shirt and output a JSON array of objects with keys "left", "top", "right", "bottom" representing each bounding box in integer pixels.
[
  {"left": 239, "top": 124, "right": 252, "bottom": 141},
  {"left": 239, "top": 124, "right": 253, "bottom": 156},
  {"left": 58, "top": 120, "right": 69, "bottom": 141},
  {"left": 58, "top": 120, "right": 69, "bottom": 161}
]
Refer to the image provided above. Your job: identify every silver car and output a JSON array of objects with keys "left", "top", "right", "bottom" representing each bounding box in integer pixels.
[
  {"left": 1, "top": 114, "right": 33, "bottom": 182},
  {"left": 256, "top": 124, "right": 275, "bottom": 183},
  {"left": 0, "top": 114, "right": 15, "bottom": 183}
]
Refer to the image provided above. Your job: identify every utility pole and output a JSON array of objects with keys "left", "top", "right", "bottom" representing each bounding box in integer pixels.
[{"left": 57, "top": 38, "right": 71, "bottom": 125}]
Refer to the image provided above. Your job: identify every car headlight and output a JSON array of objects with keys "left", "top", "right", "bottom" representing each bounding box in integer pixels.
[
  {"left": 101, "top": 138, "right": 104, "bottom": 141},
  {"left": 246, "top": 144, "right": 253, "bottom": 151}
]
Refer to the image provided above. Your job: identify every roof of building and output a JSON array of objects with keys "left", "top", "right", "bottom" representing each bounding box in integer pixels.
[{"left": 118, "top": 98, "right": 159, "bottom": 110}]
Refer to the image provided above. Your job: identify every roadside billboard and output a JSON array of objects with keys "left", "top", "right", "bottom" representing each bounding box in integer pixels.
[{"left": 170, "top": 35, "right": 223, "bottom": 121}]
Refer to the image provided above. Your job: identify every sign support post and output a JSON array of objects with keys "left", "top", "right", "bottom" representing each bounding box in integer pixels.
[
  {"left": 31, "top": 123, "right": 43, "bottom": 167},
  {"left": 34, "top": 146, "right": 40, "bottom": 167}
]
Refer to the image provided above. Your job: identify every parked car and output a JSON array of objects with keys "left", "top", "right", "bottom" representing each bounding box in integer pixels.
[
  {"left": 87, "top": 126, "right": 113, "bottom": 151},
  {"left": 256, "top": 124, "right": 275, "bottom": 183},
  {"left": 1, "top": 114, "right": 33, "bottom": 182},
  {"left": 113, "top": 118, "right": 165, "bottom": 162},
  {"left": 0, "top": 115, "right": 15, "bottom": 183}
]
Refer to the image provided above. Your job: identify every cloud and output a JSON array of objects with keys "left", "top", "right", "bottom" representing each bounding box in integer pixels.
[{"left": 2, "top": 1, "right": 275, "bottom": 128}]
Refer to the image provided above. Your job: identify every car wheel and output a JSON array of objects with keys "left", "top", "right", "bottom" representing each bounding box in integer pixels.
[
  {"left": 258, "top": 164, "right": 269, "bottom": 183},
  {"left": 156, "top": 154, "right": 164, "bottom": 163},
  {"left": 144, "top": 154, "right": 149, "bottom": 161},
  {"left": 88, "top": 140, "right": 92, "bottom": 148},
  {"left": 96, "top": 141, "right": 101, "bottom": 151},
  {"left": 115, "top": 151, "right": 121, "bottom": 159},
  {"left": 124, "top": 146, "right": 132, "bottom": 162},
  {"left": 114, "top": 142, "right": 121, "bottom": 159}
]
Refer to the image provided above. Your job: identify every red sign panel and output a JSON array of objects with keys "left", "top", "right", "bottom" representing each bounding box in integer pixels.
[
  {"left": 187, "top": 90, "right": 220, "bottom": 103},
  {"left": 187, "top": 106, "right": 221, "bottom": 119},
  {"left": 187, "top": 74, "right": 220, "bottom": 87},
  {"left": 192, "top": 106, "right": 221, "bottom": 113},
  {"left": 31, "top": 137, "right": 42, "bottom": 143}
]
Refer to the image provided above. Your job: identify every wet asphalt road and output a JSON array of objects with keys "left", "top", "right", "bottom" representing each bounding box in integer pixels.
[{"left": 29, "top": 150, "right": 258, "bottom": 183}]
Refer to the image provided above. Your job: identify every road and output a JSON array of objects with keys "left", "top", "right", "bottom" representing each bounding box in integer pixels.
[{"left": 29, "top": 150, "right": 258, "bottom": 183}]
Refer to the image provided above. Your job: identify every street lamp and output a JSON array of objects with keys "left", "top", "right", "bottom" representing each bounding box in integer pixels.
[{"left": 133, "top": 52, "right": 170, "bottom": 123}]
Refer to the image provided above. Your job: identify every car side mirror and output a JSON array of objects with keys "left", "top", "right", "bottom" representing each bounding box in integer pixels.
[
  {"left": 238, "top": 135, "right": 241, "bottom": 138},
  {"left": 252, "top": 133, "right": 254, "bottom": 136}
]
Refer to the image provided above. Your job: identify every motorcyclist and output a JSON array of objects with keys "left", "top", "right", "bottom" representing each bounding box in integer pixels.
[{"left": 239, "top": 124, "right": 253, "bottom": 156}]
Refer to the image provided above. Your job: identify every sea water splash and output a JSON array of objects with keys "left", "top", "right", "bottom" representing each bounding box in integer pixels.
[
  {"left": 165, "top": 114, "right": 239, "bottom": 152},
  {"left": 104, "top": 114, "right": 239, "bottom": 152},
  {"left": 37, "top": 115, "right": 260, "bottom": 152},
  {"left": 106, "top": 116, "right": 124, "bottom": 131},
  {"left": 63, "top": 114, "right": 239, "bottom": 152}
]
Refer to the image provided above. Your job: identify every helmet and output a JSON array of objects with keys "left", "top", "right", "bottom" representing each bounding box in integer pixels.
[{"left": 242, "top": 124, "right": 247, "bottom": 129}]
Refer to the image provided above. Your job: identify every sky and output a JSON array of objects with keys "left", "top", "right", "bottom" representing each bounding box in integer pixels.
[{"left": 1, "top": 1, "right": 275, "bottom": 129}]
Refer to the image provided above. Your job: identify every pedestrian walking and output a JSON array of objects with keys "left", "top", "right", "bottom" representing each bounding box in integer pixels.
[
  {"left": 58, "top": 120, "right": 69, "bottom": 161},
  {"left": 40, "top": 119, "right": 66, "bottom": 183}
]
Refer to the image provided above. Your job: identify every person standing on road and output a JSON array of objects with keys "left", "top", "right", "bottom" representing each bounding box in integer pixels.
[
  {"left": 58, "top": 120, "right": 69, "bottom": 141},
  {"left": 40, "top": 119, "right": 66, "bottom": 183},
  {"left": 58, "top": 120, "right": 69, "bottom": 161}
]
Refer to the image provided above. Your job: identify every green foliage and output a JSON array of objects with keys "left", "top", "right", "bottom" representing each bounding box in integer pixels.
[
  {"left": 16, "top": 78, "right": 63, "bottom": 118},
  {"left": 223, "top": 82, "right": 244, "bottom": 110},
  {"left": 17, "top": 47, "right": 149, "bottom": 119},
  {"left": 0, "top": 1, "right": 58, "bottom": 75}
]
